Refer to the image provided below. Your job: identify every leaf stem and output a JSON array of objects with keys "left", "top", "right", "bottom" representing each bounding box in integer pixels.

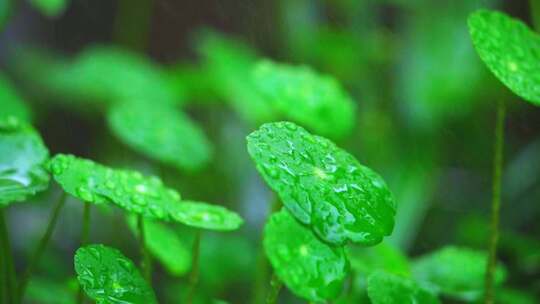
[
  {"left": 17, "top": 192, "right": 66, "bottom": 302},
  {"left": 76, "top": 202, "right": 92, "bottom": 304},
  {"left": 137, "top": 215, "right": 152, "bottom": 283},
  {"left": 0, "top": 207, "right": 16, "bottom": 304},
  {"left": 266, "top": 273, "right": 282, "bottom": 304},
  {"left": 186, "top": 229, "right": 202, "bottom": 304},
  {"left": 484, "top": 99, "right": 506, "bottom": 304}
]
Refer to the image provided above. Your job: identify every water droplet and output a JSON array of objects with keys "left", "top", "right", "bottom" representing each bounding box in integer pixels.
[
  {"left": 77, "top": 186, "right": 94, "bottom": 202},
  {"left": 51, "top": 162, "right": 64, "bottom": 175},
  {"left": 131, "top": 194, "right": 147, "bottom": 206},
  {"left": 105, "top": 180, "right": 116, "bottom": 190},
  {"left": 285, "top": 123, "right": 297, "bottom": 131},
  {"left": 167, "top": 189, "right": 180, "bottom": 201},
  {"left": 149, "top": 205, "right": 165, "bottom": 218}
]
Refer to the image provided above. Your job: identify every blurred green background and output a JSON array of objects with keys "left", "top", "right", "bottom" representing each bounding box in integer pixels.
[{"left": 1, "top": 0, "right": 539, "bottom": 303}]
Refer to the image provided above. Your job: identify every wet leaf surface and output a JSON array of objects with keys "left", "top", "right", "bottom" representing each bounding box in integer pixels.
[
  {"left": 252, "top": 60, "right": 356, "bottom": 138},
  {"left": 107, "top": 102, "right": 212, "bottom": 172},
  {"left": 469, "top": 10, "right": 540, "bottom": 105},
  {"left": 247, "top": 121, "right": 396, "bottom": 245},
  {"left": 0, "top": 117, "right": 49, "bottom": 206},
  {"left": 264, "top": 209, "right": 349, "bottom": 302},
  {"left": 47, "top": 154, "right": 182, "bottom": 221},
  {"left": 367, "top": 270, "right": 440, "bottom": 304},
  {"left": 170, "top": 200, "right": 244, "bottom": 231},
  {"left": 74, "top": 244, "right": 157, "bottom": 304}
]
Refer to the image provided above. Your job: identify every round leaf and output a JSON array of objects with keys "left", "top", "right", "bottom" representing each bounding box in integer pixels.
[
  {"left": 264, "top": 209, "right": 349, "bottom": 302},
  {"left": 47, "top": 154, "right": 181, "bottom": 221},
  {"left": 169, "top": 200, "right": 244, "bottom": 231},
  {"left": 0, "top": 117, "right": 49, "bottom": 206},
  {"left": 412, "top": 246, "right": 507, "bottom": 301},
  {"left": 74, "top": 244, "right": 157, "bottom": 304},
  {"left": 367, "top": 270, "right": 440, "bottom": 304},
  {"left": 107, "top": 102, "right": 212, "bottom": 172},
  {"left": 252, "top": 60, "right": 356, "bottom": 138},
  {"left": 347, "top": 242, "right": 410, "bottom": 277},
  {"left": 0, "top": 74, "right": 31, "bottom": 121},
  {"left": 468, "top": 10, "right": 540, "bottom": 105},
  {"left": 247, "top": 121, "right": 396, "bottom": 245}
]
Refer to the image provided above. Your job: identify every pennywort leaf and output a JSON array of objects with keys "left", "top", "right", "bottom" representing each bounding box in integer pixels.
[
  {"left": 107, "top": 101, "right": 212, "bottom": 172},
  {"left": 252, "top": 60, "right": 356, "bottom": 139},
  {"left": 347, "top": 242, "right": 410, "bottom": 277},
  {"left": 170, "top": 200, "right": 244, "bottom": 231},
  {"left": 412, "top": 246, "right": 507, "bottom": 301},
  {"left": 46, "top": 154, "right": 181, "bottom": 221},
  {"left": 247, "top": 121, "right": 396, "bottom": 245},
  {"left": 74, "top": 244, "right": 157, "bottom": 304},
  {"left": 0, "top": 73, "right": 31, "bottom": 122},
  {"left": 468, "top": 10, "right": 540, "bottom": 105},
  {"left": 264, "top": 209, "right": 349, "bottom": 302},
  {"left": 367, "top": 270, "right": 440, "bottom": 304},
  {"left": 0, "top": 117, "right": 49, "bottom": 206}
]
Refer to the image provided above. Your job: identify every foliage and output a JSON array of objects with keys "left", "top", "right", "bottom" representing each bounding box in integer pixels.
[{"left": 367, "top": 270, "right": 440, "bottom": 304}]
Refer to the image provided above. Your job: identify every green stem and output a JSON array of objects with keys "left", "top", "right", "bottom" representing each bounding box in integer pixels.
[
  {"left": 530, "top": 0, "right": 540, "bottom": 32},
  {"left": 484, "top": 99, "right": 506, "bottom": 304},
  {"left": 186, "top": 230, "right": 201, "bottom": 304},
  {"left": 137, "top": 215, "right": 152, "bottom": 283},
  {"left": 0, "top": 208, "right": 16, "bottom": 304},
  {"left": 76, "top": 202, "right": 92, "bottom": 304},
  {"left": 266, "top": 273, "right": 282, "bottom": 304},
  {"left": 18, "top": 193, "right": 66, "bottom": 302}
]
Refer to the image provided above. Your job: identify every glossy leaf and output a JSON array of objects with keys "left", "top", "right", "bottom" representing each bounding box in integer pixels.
[
  {"left": 0, "top": 117, "right": 49, "bottom": 206},
  {"left": 47, "top": 154, "right": 182, "bottom": 221},
  {"left": 74, "top": 244, "right": 157, "bottom": 304},
  {"left": 170, "top": 200, "right": 244, "bottom": 231},
  {"left": 247, "top": 121, "right": 396, "bottom": 245},
  {"left": 0, "top": 73, "right": 31, "bottom": 121},
  {"left": 468, "top": 10, "right": 540, "bottom": 105},
  {"left": 347, "top": 242, "right": 410, "bottom": 277},
  {"left": 29, "top": 0, "right": 67, "bottom": 17},
  {"left": 264, "top": 209, "right": 349, "bottom": 302},
  {"left": 252, "top": 59, "right": 356, "bottom": 138},
  {"left": 107, "top": 101, "right": 212, "bottom": 172},
  {"left": 412, "top": 246, "right": 507, "bottom": 301},
  {"left": 127, "top": 216, "right": 191, "bottom": 276},
  {"left": 367, "top": 270, "right": 440, "bottom": 304}
]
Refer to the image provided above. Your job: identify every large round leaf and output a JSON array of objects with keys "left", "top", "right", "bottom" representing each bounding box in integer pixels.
[
  {"left": 170, "top": 200, "right": 243, "bottom": 231},
  {"left": 247, "top": 121, "right": 396, "bottom": 245},
  {"left": 264, "top": 209, "right": 349, "bottom": 302},
  {"left": 0, "top": 74, "right": 31, "bottom": 121},
  {"left": 74, "top": 244, "right": 157, "bottom": 304},
  {"left": 47, "top": 154, "right": 181, "bottom": 221},
  {"left": 367, "top": 270, "right": 440, "bottom": 304},
  {"left": 252, "top": 60, "right": 356, "bottom": 139},
  {"left": 412, "top": 246, "right": 507, "bottom": 301},
  {"left": 107, "top": 102, "right": 212, "bottom": 172},
  {"left": 0, "top": 117, "right": 49, "bottom": 206},
  {"left": 468, "top": 10, "right": 540, "bottom": 105}
]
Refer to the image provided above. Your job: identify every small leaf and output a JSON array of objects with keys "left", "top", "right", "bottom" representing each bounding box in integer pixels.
[
  {"left": 247, "top": 121, "right": 396, "bottom": 245},
  {"left": 412, "top": 246, "right": 507, "bottom": 301},
  {"left": 47, "top": 154, "right": 182, "bottom": 221},
  {"left": 252, "top": 59, "right": 356, "bottom": 138},
  {"left": 0, "top": 73, "right": 31, "bottom": 121},
  {"left": 0, "top": 117, "right": 49, "bottom": 206},
  {"left": 367, "top": 270, "right": 440, "bottom": 304},
  {"left": 29, "top": 0, "right": 67, "bottom": 17},
  {"left": 127, "top": 216, "right": 191, "bottom": 276},
  {"left": 264, "top": 209, "right": 349, "bottom": 302},
  {"left": 169, "top": 200, "right": 244, "bottom": 231},
  {"left": 107, "top": 101, "right": 212, "bottom": 172},
  {"left": 74, "top": 244, "right": 157, "bottom": 304},
  {"left": 347, "top": 242, "right": 410, "bottom": 277},
  {"left": 468, "top": 10, "right": 540, "bottom": 105}
]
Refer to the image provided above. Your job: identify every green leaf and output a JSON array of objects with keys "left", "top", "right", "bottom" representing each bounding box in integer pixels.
[
  {"left": 196, "top": 30, "right": 278, "bottom": 123},
  {"left": 264, "top": 209, "right": 349, "bottom": 302},
  {"left": 127, "top": 216, "right": 191, "bottom": 276},
  {"left": 412, "top": 246, "right": 507, "bottom": 301},
  {"left": 47, "top": 154, "right": 182, "bottom": 221},
  {"left": 347, "top": 242, "right": 410, "bottom": 277},
  {"left": 252, "top": 59, "right": 356, "bottom": 138},
  {"left": 0, "top": 73, "right": 31, "bottom": 121},
  {"left": 107, "top": 101, "right": 212, "bottom": 172},
  {"left": 169, "top": 200, "right": 244, "bottom": 231},
  {"left": 74, "top": 244, "right": 157, "bottom": 304},
  {"left": 247, "top": 121, "right": 396, "bottom": 245},
  {"left": 468, "top": 10, "right": 540, "bottom": 105},
  {"left": 29, "top": 0, "right": 67, "bottom": 17},
  {"left": 367, "top": 270, "right": 440, "bottom": 304},
  {"left": 0, "top": 117, "right": 49, "bottom": 206}
]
